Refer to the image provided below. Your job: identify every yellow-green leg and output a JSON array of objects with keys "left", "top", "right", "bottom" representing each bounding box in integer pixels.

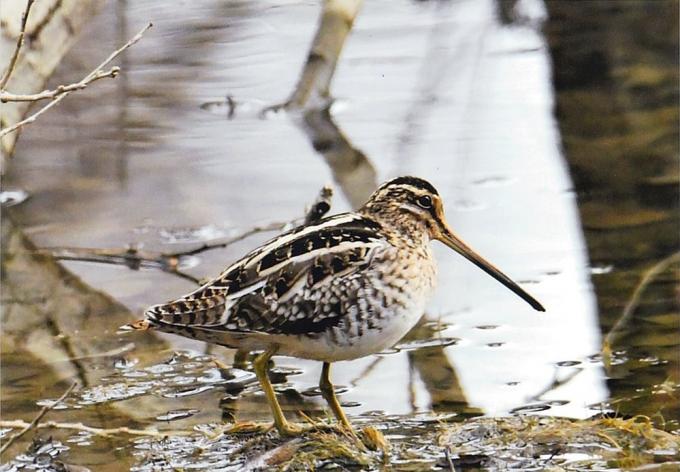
[
  {"left": 233, "top": 348, "right": 249, "bottom": 369},
  {"left": 253, "top": 346, "right": 302, "bottom": 436},
  {"left": 319, "top": 362, "right": 353, "bottom": 431}
]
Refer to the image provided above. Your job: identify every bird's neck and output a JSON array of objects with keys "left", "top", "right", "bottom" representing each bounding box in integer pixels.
[{"left": 358, "top": 207, "right": 430, "bottom": 249}]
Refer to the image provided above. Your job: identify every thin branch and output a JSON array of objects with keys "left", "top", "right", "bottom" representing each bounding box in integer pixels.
[
  {"left": 0, "top": 67, "right": 119, "bottom": 102},
  {"left": 0, "top": 419, "right": 270, "bottom": 439},
  {"left": 0, "top": 420, "right": 194, "bottom": 439},
  {"left": 37, "top": 221, "right": 288, "bottom": 284},
  {"left": 529, "top": 367, "right": 583, "bottom": 402},
  {"left": 0, "top": 22, "right": 152, "bottom": 138},
  {"left": 350, "top": 356, "right": 384, "bottom": 387},
  {"left": 0, "top": 0, "right": 35, "bottom": 90},
  {"left": 41, "top": 246, "right": 203, "bottom": 284},
  {"left": 35, "top": 186, "right": 335, "bottom": 284},
  {"left": 603, "top": 251, "right": 680, "bottom": 354},
  {"left": 45, "top": 343, "right": 135, "bottom": 364},
  {"left": 166, "top": 268, "right": 202, "bottom": 285},
  {"left": 42, "top": 246, "right": 163, "bottom": 269},
  {"left": 0, "top": 381, "right": 78, "bottom": 456}
]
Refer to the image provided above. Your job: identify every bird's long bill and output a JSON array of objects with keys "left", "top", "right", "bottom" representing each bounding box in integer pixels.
[{"left": 438, "top": 226, "right": 546, "bottom": 312}]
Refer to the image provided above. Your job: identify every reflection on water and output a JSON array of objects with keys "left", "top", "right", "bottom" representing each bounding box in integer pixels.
[
  {"left": 2, "top": 0, "right": 678, "bottom": 468},
  {"left": 545, "top": 0, "right": 679, "bottom": 429}
]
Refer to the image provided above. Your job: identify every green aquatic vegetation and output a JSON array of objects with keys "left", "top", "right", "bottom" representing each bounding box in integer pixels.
[
  {"left": 275, "top": 431, "right": 375, "bottom": 471},
  {"left": 439, "top": 415, "right": 680, "bottom": 470},
  {"left": 4, "top": 410, "right": 678, "bottom": 470}
]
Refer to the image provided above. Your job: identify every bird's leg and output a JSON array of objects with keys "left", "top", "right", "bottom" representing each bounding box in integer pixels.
[
  {"left": 253, "top": 346, "right": 301, "bottom": 436},
  {"left": 319, "top": 362, "right": 353, "bottom": 431},
  {"left": 233, "top": 349, "right": 249, "bottom": 369}
]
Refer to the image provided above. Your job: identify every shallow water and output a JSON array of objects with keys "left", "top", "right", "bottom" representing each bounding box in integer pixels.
[{"left": 2, "top": 0, "right": 678, "bottom": 469}]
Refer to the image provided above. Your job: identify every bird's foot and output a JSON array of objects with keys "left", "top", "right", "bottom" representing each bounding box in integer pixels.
[
  {"left": 359, "top": 426, "right": 390, "bottom": 452},
  {"left": 275, "top": 422, "right": 308, "bottom": 437},
  {"left": 225, "top": 421, "right": 270, "bottom": 435}
]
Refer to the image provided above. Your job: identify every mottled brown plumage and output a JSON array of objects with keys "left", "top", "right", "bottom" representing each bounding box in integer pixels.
[{"left": 123, "top": 176, "right": 544, "bottom": 435}]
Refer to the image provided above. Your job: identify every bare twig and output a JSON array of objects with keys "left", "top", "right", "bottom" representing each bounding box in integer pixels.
[
  {"left": 42, "top": 245, "right": 202, "bottom": 284},
  {"left": 0, "top": 0, "right": 35, "bottom": 90},
  {"left": 0, "top": 419, "right": 270, "bottom": 439},
  {"left": 46, "top": 343, "right": 136, "bottom": 364},
  {"left": 349, "top": 356, "right": 384, "bottom": 387},
  {"left": 0, "top": 419, "right": 194, "bottom": 439},
  {"left": 0, "top": 67, "right": 119, "bottom": 102},
  {"left": 37, "top": 220, "right": 289, "bottom": 285},
  {"left": 0, "top": 381, "right": 78, "bottom": 456},
  {"left": 529, "top": 366, "right": 583, "bottom": 402},
  {"left": 0, "top": 22, "right": 152, "bottom": 138},
  {"left": 444, "top": 446, "right": 457, "bottom": 472}
]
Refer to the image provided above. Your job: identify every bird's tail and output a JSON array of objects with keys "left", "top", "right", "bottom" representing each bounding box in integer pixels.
[
  {"left": 118, "top": 301, "right": 178, "bottom": 334},
  {"left": 117, "top": 318, "right": 151, "bottom": 334}
]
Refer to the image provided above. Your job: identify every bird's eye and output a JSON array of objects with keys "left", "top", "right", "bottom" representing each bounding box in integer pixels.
[{"left": 417, "top": 195, "right": 433, "bottom": 209}]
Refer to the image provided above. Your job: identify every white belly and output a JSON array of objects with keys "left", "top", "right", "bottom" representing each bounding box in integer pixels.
[
  {"left": 277, "top": 300, "right": 426, "bottom": 362},
  {"left": 276, "top": 252, "right": 437, "bottom": 362}
]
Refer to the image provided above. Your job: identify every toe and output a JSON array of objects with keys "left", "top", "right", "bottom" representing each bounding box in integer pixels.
[{"left": 278, "top": 423, "right": 305, "bottom": 437}]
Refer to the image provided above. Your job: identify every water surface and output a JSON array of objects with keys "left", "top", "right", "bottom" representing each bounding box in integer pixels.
[{"left": 2, "top": 0, "right": 678, "bottom": 469}]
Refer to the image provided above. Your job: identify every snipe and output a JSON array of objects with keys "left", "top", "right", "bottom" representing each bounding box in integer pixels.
[{"left": 124, "top": 176, "right": 544, "bottom": 435}]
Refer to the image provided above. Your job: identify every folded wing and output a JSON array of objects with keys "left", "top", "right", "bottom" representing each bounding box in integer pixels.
[{"left": 138, "top": 214, "right": 385, "bottom": 338}]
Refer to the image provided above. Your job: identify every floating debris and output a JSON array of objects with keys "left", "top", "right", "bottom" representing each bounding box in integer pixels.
[
  {"left": 161, "top": 385, "right": 214, "bottom": 399},
  {"left": 590, "top": 264, "right": 614, "bottom": 275},
  {"left": 155, "top": 409, "right": 200, "bottom": 422},
  {"left": 0, "top": 190, "right": 29, "bottom": 208},
  {"left": 394, "top": 337, "right": 460, "bottom": 352},
  {"left": 158, "top": 225, "right": 229, "bottom": 244}
]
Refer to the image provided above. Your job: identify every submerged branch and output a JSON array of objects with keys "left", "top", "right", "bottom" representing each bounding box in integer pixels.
[
  {"left": 38, "top": 245, "right": 201, "bottom": 285},
  {"left": 603, "top": 251, "right": 680, "bottom": 357},
  {"left": 529, "top": 367, "right": 583, "bottom": 402},
  {"left": 35, "top": 186, "right": 334, "bottom": 284},
  {"left": 0, "top": 419, "right": 278, "bottom": 440},
  {"left": 0, "top": 381, "right": 78, "bottom": 456},
  {"left": 0, "top": 419, "right": 196, "bottom": 439}
]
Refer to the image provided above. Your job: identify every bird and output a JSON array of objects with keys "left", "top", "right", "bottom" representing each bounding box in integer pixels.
[{"left": 123, "top": 176, "right": 545, "bottom": 436}]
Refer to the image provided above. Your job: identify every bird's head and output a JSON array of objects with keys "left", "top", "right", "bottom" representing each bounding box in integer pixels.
[{"left": 361, "top": 176, "right": 545, "bottom": 312}]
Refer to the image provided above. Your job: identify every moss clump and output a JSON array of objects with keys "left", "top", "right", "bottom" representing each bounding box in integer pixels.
[
  {"left": 253, "top": 426, "right": 386, "bottom": 471},
  {"left": 281, "top": 432, "right": 373, "bottom": 471}
]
